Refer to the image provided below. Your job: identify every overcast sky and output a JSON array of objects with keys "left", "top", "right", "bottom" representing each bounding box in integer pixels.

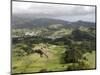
[{"left": 12, "top": 1, "right": 95, "bottom": 22}]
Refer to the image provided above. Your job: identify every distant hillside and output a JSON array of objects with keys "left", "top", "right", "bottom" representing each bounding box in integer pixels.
[
  {"left": 71, "top": 20, "right": 95, "bottom": 28},
  {"left": 12, "top": 14, "right": 95, "bottom": 29}
]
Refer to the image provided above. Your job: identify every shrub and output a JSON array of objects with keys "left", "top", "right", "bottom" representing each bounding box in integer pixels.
[{"left": 39, "top": 69, "right": 47, "bottom": 72}]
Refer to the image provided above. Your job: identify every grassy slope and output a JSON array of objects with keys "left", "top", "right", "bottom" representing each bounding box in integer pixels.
[
  {"left": 12, "top": 44, "right": 70, "bottom": 73},
  {"left": 83, "top": 51, "right": 96, "bottom": 69},
  {"left": 12, "top": 43, "right": 96, "bottom": 74}
]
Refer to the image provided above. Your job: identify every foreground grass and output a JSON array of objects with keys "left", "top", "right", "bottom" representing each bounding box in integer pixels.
[
  {"left": 12, "top": 44, "right": 96, "bottom": 74},
  {"left": 83, "top": 51, "right": 96, "bottom": 69},
  {"left": 12, "top": 45, "right": 69, "bottom": 73}
]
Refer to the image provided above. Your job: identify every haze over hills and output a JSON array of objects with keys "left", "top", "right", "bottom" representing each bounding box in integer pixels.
[{"left": 12, "top": 14, "right": 95, "bottom": 29}]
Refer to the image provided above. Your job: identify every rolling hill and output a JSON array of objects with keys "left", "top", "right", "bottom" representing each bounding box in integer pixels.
[{"left": 12, "top": 14, "right": 95, "bottom": 29}]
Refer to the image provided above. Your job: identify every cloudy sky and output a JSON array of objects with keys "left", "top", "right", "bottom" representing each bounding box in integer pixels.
[{"left": 12, "top": 1, "right": 95, "bottom": 22}]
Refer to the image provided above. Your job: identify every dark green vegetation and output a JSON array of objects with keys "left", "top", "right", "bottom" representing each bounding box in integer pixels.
[{"left": 12, "top": 18, "right": 96, "bottom": 74}]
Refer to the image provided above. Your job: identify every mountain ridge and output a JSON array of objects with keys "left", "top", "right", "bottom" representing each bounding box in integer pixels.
[{"left": 12, "top": 15, "right": 95, "bottom": 29}]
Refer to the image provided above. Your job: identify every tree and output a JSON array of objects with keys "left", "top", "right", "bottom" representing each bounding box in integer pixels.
[{"left": 62, "top": 44, "right": 83, "bottom": 63}]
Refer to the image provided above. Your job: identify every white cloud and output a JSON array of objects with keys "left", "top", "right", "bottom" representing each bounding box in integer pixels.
[{"left": 12, "top": 1, "right": 95, "bottom": 22}]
